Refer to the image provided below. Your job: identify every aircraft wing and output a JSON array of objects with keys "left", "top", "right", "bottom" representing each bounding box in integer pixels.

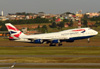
[{"left": 24, "top": 36, "right": 69, "bottom": 40}]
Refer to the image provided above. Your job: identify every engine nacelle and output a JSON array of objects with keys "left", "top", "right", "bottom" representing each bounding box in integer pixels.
[
  {"left": 34, "top": 39, "right": 43, "bottom": 43},
  {"left": 52, "top": 40, "right": 60, "bottom": 43}
]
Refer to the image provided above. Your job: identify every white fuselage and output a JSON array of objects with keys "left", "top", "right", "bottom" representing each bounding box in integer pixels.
[{"left": 19, "top": 28, "right": 98, "bottom": 41}]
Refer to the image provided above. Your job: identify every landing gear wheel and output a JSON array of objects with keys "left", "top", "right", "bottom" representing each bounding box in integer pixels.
[
  {"left": 58, "top": 43, "right": 62, "bottom": 46},
  {"left": 49, "top": 43, "right": 56, "bottom": 46}
]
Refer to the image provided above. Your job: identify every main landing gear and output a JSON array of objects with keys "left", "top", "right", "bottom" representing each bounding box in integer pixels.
[
  {"left": 58, "top": 43, "right": 62, "bottom": 46},
  {"left": 87, "top": 38, "right": 90, "bottom": 43},
  {"left": 49, "top": 43, "right": 63, "bottom": 46},
  {"left": 49, "top": 43, "right": 56, "bottom": 46}
]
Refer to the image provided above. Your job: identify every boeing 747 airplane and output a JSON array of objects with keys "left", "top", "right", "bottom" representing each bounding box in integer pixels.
[{"left": 5, "top": 23, "right": 98, "bottom": 46}]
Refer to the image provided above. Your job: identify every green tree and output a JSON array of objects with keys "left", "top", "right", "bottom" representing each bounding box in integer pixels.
[
  {"left": 33, "top": 16, "right": 50, "bottom": 23},
  {"left": 59, "top": 22, "right": 65, "bottom": 29},
  {"left": 37, "top": 25, "right": 40, "bottom": 29},
  {"left": 69, "top": 20, "right": 73, "bottom": 27},
  {"left": 83, "top": 14, "right": 89, "bottom": 19},
  {"left": 16, "top": 12, "right": 26, "bottom": 15},
  {"left": 83, "top": 19, "right": 88, "bottom": 27},
  {"left": 41, "top": 25, "right": 48, "bottom": 33},
  {"left": 42, "top": 25, "right": 47, "bottom": 29},
  {"left": 63, "top": 19, "right": 69, "bottom": 22},
  {"left": 94, "top": 21, "right": 100, "bottom": 27},
  {"left": 51, "top": 22, "right": 57, "bottom": 28},
  {"left": 89, "top": 16, "right": 100, "bottom": 21},
  {"left": 52, "top": 17, "right": 56, "bottom": 21},
  {"left": 0, "top": 24, "right": 7, "bottom": 31}
]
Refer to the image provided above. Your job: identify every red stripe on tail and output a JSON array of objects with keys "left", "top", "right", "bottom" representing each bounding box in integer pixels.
[
  {"left": 14, "top": 32, "right": 22, "bottom": 38},
  {"left": 7, "top": 25, "right": 19, "bottom": 31}
]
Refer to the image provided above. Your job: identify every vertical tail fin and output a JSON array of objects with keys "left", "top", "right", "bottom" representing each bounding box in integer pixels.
[{"left": 5, "top": 23, "right": 26, "bottom": 39}]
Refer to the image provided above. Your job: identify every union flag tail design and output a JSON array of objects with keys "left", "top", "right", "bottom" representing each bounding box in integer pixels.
[{"left": 5, "top": 23, "right": 26, "bottom": 39}]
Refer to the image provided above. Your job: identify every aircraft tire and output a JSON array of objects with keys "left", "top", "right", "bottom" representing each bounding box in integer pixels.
[
  {"left": 58, "top": 43, "right": 62, "bottom": 46},
  {"left": 49, "top": 43, "right": 56, "bottom": 46}
]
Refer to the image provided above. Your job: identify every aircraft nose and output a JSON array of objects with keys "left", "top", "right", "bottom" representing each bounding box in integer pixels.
[{"left": 95, "top": 31, "right": 98, "bottom": 35}]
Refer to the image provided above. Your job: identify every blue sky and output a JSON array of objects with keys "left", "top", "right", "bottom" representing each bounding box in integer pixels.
[{"left": 0, "top": 0, "right": 100, "bottom": 15}]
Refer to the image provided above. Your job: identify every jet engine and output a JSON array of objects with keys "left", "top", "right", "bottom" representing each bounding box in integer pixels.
[
  {"left": 52, "top": 40, "right": 60, "bottom": 43},
  {"left": 34, "top": 39, "right": 43, "bottom": 43}
]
